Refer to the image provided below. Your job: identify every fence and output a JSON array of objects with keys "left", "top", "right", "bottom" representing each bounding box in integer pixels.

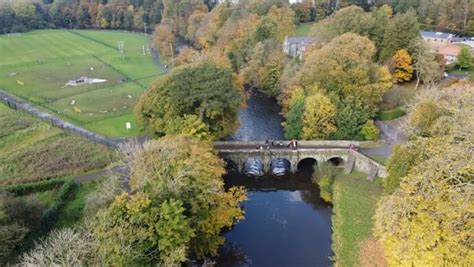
[{"left": 0, "top": 90, "right": 123, "bottom": 148}]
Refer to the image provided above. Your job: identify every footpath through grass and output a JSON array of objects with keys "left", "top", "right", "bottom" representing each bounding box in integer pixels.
[
  {"left": 0, "top": 29, "right": 164, "bottom": 137},
  {"left": 331, "top": 172, "right": 384, "bottom": 266}
]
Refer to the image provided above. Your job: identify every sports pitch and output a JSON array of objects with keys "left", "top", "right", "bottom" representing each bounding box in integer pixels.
[{"left": 0, "top": 29, "right": 164, "bottom": 137}]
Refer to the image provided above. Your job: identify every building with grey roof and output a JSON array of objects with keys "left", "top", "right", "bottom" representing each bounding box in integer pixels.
[
  {"left": 283, "top": 36, "right": 325, "bottom": 60},
  {"left": 420, "top": 31, "right": 454, "bottom": 49}
]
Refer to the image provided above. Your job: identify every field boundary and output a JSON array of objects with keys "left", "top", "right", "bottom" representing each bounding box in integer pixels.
[
  {"left": 0, "top": 89, "right": 123, "bottom": 147},
  {"left": 67, "top": 30, "right": 117, "bottom": 51}
]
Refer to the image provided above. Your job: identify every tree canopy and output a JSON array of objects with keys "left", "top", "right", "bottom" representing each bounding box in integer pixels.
[
  {"left": 135, "top": 63, "right": 242, "bottom": 139},
  {"left": 89, "top": 136, "right": 246, "bottom": 265},
  {"left": 375, "top": 81, "right": 474, "bottom": 265},
  {"left": 284, "top": 33, "right": 392, "bottom": 139}
]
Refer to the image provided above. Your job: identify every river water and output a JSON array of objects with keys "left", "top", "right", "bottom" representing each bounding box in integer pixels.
[{"left": 217, "top": 91, "right": 332, "bottom": 266}]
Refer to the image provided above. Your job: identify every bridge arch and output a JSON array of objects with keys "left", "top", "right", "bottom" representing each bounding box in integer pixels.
[
  {"left": 270, "top": 158, "right": 291, "bottom": 176},
  {"left": 327, "top": 157, "right": 345, "bottom": 167},
  {"left": 297, "top": 157, "right": 317, "bottom": 173},
  {"left": 243, "top": 157, "right": 264, "bottom": 177},
  {"left": 223, "top": 158, "right": 239, "bottom": 173}
]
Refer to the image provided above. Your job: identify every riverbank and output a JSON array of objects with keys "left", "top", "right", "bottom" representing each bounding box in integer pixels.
[{"left": 331, "top": 172, "right": 385, "bottom": 266}]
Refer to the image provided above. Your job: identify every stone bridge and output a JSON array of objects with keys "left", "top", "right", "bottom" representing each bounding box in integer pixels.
[{"left": 214, "top": 141, "right": 387, "bottom": 179}]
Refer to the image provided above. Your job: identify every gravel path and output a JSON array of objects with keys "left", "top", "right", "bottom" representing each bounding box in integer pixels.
[{"left": 360, "top": 116, "right": 408, "bottom": 158}]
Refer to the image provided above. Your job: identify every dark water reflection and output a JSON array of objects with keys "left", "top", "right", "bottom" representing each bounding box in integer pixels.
[
  {"left": 229, "top": 89, "right": 285, "bottom": 141},
  {"left": 218, "top": 174, "right": 332, "bottom": 267},
  {"left": 218, "top": 92, "right": 332, "bottom": 266}
]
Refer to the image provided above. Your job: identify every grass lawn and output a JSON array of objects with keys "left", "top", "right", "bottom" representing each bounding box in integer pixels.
[
  {"left": 332, "top": 172, "right": 384, "bottom": 267},
  {"left": 55, "top": 180, "right": 100, "bottom": 228},
  {"left": 84, "top": 113, "right": 140, "bottom": 138},
  {"left": 448, "top": 66, "right": 474, "bottom": 80},
  {"left": 0, "top": 103, "right": 115, "bottom": 186},
  {"left": 0, "top": 29, "right": 164, "bottom": 137},
  {"left": 294, "top": 22, "right": 314, "bottom": 36},
  {"left": 381, "top": 82, "right": 417, "bottom": 110},
  {"left": 369, "top": 155, "right": 389, "bottom": 166}
]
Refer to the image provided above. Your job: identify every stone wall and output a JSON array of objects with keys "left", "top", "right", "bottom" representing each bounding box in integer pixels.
[
  {"left": 215, "top": 140, "right": 379, "bottom": 149},
  {"left": 218, "top": 147, "right": 387, "bottom": 179}
]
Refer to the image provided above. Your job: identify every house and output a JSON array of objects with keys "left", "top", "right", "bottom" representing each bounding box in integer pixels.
[
  {"left": 420, "top": 31, "right": 454, "bottom": 49},
  {"left": 283, "top": 36, "right": 324, "bottom": 60},
  {"left": 437, "top": 45, "right": 462, "bottom": 64}
]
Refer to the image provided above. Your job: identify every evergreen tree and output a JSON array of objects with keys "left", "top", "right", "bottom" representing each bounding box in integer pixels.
[
  {"left": 379, "top": 9, "right": 419, "bottom": 62},
  {"left": 458, "top": 46, "right": 472, "bottom": 70}
]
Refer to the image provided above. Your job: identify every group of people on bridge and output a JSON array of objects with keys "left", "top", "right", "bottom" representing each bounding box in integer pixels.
[{"left": 256, "top": 140, "right": 299, "bottom": 150}]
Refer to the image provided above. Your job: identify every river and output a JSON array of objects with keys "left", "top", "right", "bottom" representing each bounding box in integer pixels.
[{"left": 217, "top": 91, "right": 332, "bottom": 266}]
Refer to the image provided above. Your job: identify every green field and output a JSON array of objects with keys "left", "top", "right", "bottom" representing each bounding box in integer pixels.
[
  {"left": 0, "top": 29, "right": 164, "bottom": 137},
  {"left": 295, "top": 22, "right": 314, "bottom": 36},
  {"left": 331, "top": 172, "right": 384, "bottom": 266}
]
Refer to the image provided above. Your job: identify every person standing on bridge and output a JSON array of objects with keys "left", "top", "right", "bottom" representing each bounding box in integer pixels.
[{"left": 289, "top": 139, "right": 298, "bottom": 149}]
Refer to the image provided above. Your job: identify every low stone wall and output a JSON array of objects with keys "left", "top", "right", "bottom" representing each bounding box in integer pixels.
[
  {"left": 215, "top": 140, "right": 378, "bottom": 148},
  {"left": 350, "top": 150, "right": 388, "bottom": 179}
]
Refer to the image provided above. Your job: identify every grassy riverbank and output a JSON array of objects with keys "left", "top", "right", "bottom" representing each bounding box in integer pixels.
[{"left": 331, "top": 172, "right": 384, "bottom": 266}]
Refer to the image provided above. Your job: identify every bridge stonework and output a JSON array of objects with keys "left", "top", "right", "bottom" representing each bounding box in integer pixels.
[{"left": 215, "top": 141, "right": 387, "bottom": 180}]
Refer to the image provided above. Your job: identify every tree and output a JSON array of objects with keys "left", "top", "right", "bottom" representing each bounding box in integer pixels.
[
  {"left": 298, "top": 33, "right": 391, "bottom": 114},
  {"left": 284, "top": 86, "right": 306, "bottom": 139},
  {"left": 302, "top": 92, "right": 337, "bottom": 140},
  {"left": 155, "top": 199, "right": 195, "bottom": 266},
  {"left": 20, "top": 227, "right": 93, "bottom": 266},
  {"left": 92, "top": 193, "right": 195, "bottom": 266},
  {"left": 76, "top": 6, "right": 91, "bottom": 28},
  {"left": 375, "top": 83, "right": 474, "bottom": 266},
  {"left": 129, "top": 136, "right": 247, "bottom": 258},
  {"left": 384, "top": 142, "right": 425, "bottom": 194},
  {"left": 291, "top": 0, "right": 313, "bottom": 23},
  {"left": 312, "top": 5, "right": 375, "bottom": 40},
  {"left": 370, "top": 5, "right": 393, "bottom": 59},
  {"left": 0, "top": 210, "right": 28, "bottom": 264},
  {"left": 374, "top": 141, "right": 473, "bottom": 266},
  {"left": 408, "top": 100, "right": 445, "bottom": 137},
  {"left": 411, "top": 38, "right": 441, "bottom": 89},
  {"left": 359, "top": 120, "right": 379, "bottom": 141},
  {"left": 293, "top": 33, "right": 392, "bottom": 139},
  {"left": 392, "top": 49, "right": 414, "bottom": 82},
  {"left": 458, "top": 46, "right": 472, "bottom": 70},
  {"left": 164, "top": 114, "right": 211, "bottom": 141},
  {"left": 380, "top": 9, "right": 419, "bottom": 61},
  {"left": 284, "top": 100, "right": 305, "bottom": 139},
  {"left": 135, "top": 63, "right": 242, "bottom": 139},
  {"left": 152, "top": 24, "right": 176, "bottom": 58}
]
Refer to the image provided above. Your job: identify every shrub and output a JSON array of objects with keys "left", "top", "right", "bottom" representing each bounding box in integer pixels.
[
  {"left": 0, "top": 178, "right": 67, "bottom": 196},
  {"left": 359, "top": 120, "right": 380, "bottom": 141},
  {"left": 41, "top": 180, "right": 79, "bottom": 232},
  {"left": 84, "top": 175, "right": 124, "bottom": 217},
  {"left": 20, "top": 227, "right": 93, "bottom": 266},
  {"left": 313, "top": 163, "right": 336, "bottom": 202},
  {"left": 376, "top": 107, "right": 405, "bottom": 121},
  {"left": 384, "top": 144, "right": 421, "bottom": 194},
  {"left": 409, "top": 101, "right": 445, "bottom": 137}
]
